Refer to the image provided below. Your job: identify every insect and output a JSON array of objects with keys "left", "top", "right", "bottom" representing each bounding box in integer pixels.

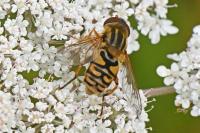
[{"left": 60, "top": 16, "right": 142, "bottom": 116}]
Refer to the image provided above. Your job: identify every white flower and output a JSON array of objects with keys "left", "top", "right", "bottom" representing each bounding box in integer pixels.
[
  {"left": 157, "top": 63, "right": 181, "bottom": 86},
  {"left": 55, "top": 88, "right": 70, "bottom": 102},
  {"left": 62, "top": 115, "right": 72, "bottom": 128},
  {"left": 27, "top": 111, "right": 44, "bottom": 124},
  {"left": 44, "top": 112, "right": 55, "bottom": 123},
  {"left": 113, "top": 1, "right": 134, "bottom": 19},
  {"left": 0, "top": 0, "right": 10, "bottom": 19},
  {"left": 35, "top": 43, "right": 57, "bottom": 64},
  {"left": 154, "top": 0, "right": 169, "bottom": 18},
  {"left": 0, "top": 8, "right": 7, "bottom": 19},
  {"left": 175, "top": 95, "right": 190, "bottom": 108},
  {"left": 22, "top": 127, "right": 35, "bottom": 133},
  {"left": 115, "top": 114, "right": 126, "bottom": 129},
  {"left": 29, "top": 0, "right": 48, "bottom": 15},
  {"left": 137, "top": 15, "right": 178, "bottom": 44},
  {"left": 156, "top": 65, "right": 171, "bottom": 77},
  {"left": 0, "top": 0, "right": 11, "bottom": 10},
  {"left": 0, "top": 91, "right": 17, "bottom": 132},
  {"left": 29, "top": 78, "right": 54, "bottom": 99},
  {"left": 127, "top": 29, "right": 140, "bottom": 54},
  {"left": 157, "top": 24, "right": 200, "bottom": 116},
  {"left": 36, "top": 101, "right": 48, "bottom": 111},
  {"left": 54, "top": 102, "right": 66, "bottom": 114},
  {"left": 49, "top": 21, "right": 69, "bottom": 40},
  {"left": 41, "top": 124, "right": 55, "bottom": 133},
  {"left": 11, "top": 0, "right": 29, "bottom": 14},
  {"left": 191, "top": 106, "right": 200, "bottom": 117},
  {"left": 19, "top": 38, "right": 33, "bottom": 52},
  {"left": 46, "top": 95, "right": 57, "bottom": 105},
  {"left": 15, "top": 97, "right": 34, "bottom": 112},
  {"left": 135, "top": 0, "right": 178, "bottom": 44},
  {"left": 90, "top": 120, "right": 112, "bottom": 133},
  {"left": 1, "top": 68, "right": 17, "bottom": 88},
  {"left": 73, "top": 111, "right": 97, "bottom": 130},
  {"left": 35, "top": 10, "right": 53, "bottom": 40},
  {"left": 46, "top": 0, "right": 67, "bottom": 11},
  {"left": 55, "top": 125, "right": 64, "bottom": 133},
  {"left": 4, "top": 15, "right": 29, "bottom": 38},
  {"left": 88, "top": 0, "right": 112, "bottom": 10},
  {"left": 193, "top": 25, "right": 200, "bottom": 36},
  {"left": 55, "top": 102, "right": 76, "bottom": 115}
]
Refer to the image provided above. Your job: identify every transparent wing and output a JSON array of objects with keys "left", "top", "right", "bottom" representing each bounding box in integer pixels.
[
  {"left": 57, "top": 32, "right": 103, "bottom": 66},
  {"left": 120, "top": 53, "right": 142, "bottom": 117}
]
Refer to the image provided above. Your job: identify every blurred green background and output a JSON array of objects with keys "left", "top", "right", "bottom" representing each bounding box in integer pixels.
[{"left": 131, "top": 0, "right": 200, "bottom": 132}]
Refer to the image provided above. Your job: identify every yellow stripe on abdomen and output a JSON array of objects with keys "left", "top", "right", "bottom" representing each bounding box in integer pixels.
[{"left": 84, "top": 48, "right": 119, "bottom": 95}]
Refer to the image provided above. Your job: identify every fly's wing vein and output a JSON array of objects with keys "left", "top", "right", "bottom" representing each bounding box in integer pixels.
[
  {"left": 58, "top": 34, "right": 103, "bottom": 66},
  {"left": 120, "top": 54, "right": 142, "bottom": 116}
]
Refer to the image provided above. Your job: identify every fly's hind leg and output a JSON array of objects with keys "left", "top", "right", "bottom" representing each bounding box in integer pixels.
[
  {"left": 99, "top": 79, "right": 119, "bottom": 117},
  {"left": 99, "top": 85, "right": 118, "bottom": 117},
  {"left": 60, "top": 65, "right": 83, "bottom": 90}
]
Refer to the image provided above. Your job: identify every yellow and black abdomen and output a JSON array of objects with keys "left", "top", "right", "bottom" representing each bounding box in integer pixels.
[{"left": 84, "top": 48, "right": 119, "bottom": 95}]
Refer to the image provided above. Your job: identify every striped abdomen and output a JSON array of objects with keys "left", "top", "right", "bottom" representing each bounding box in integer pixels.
[{"left": 84, "top": 48, "right": 119, "bottom": 95}]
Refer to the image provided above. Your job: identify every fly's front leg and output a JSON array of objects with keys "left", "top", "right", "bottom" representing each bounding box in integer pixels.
[
  {"left": 77, "top": 28, "right": 101, "bottom": 45},
  {"left": 88, "top": 28, "right": 101, "bottom": 38},
  {"left": 60, "top": 65, "right": 83, "bottom": 90}
]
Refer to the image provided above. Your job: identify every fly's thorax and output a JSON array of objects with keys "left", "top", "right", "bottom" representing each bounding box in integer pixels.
[
  {"left": 105, "top": 45, "right": 124, "bottom": 59},
  {"left": 102, "top": 25, "right": 128, "bottom": 51}
]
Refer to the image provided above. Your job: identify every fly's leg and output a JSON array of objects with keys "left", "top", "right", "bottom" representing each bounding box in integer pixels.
[
  {"left": 99, "top": 86, "right": 118, "bottom": 117},
  {"left": 100, "top": 95, "right": 105, "bottom": 117},
  {"left": 88, "top": 28, "right": 101, "bottom": 38},
  {"left": 74, "top": 28, "right": 101, "bottom": 46},
  {"left": 99, "top": 79, "right": 119, "bottom": 117},
  {"left": 60, "top": 65, "right": 83, "bottom": 90}
]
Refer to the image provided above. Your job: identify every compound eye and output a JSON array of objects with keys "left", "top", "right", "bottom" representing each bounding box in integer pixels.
[{"left": 104, "top": 17, "right": 130, "bottom": 36}]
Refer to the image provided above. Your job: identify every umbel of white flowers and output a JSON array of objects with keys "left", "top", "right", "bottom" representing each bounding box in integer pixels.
[
  {"left": 157, "top": 25, "right": 200, "bottom": 117},
  {"left": 0, "top": 0, "right": 178, "bottom": 132}
]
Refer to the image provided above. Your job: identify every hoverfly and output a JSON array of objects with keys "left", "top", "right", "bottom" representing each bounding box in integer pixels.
[{"left": 59, "top": 16, "right": 142, "bottom": 116}]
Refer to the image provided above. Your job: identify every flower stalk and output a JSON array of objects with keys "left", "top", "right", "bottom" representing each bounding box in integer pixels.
[{"left": 143, "top": 86, "right": 175, "bottom": 98}]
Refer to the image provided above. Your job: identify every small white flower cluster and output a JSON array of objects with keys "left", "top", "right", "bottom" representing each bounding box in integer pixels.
[
  {"left": 134, "top": 0, "right": 179, "bottom": 44},
  {"left": 157, "top": 25, "right": 200, "bottom": 117},
  {"left": 0, "top": 91, "right": 17, "bottom": 132},
  {"left": 0, "top": 0, "right": 177, "bottom": 132}
]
